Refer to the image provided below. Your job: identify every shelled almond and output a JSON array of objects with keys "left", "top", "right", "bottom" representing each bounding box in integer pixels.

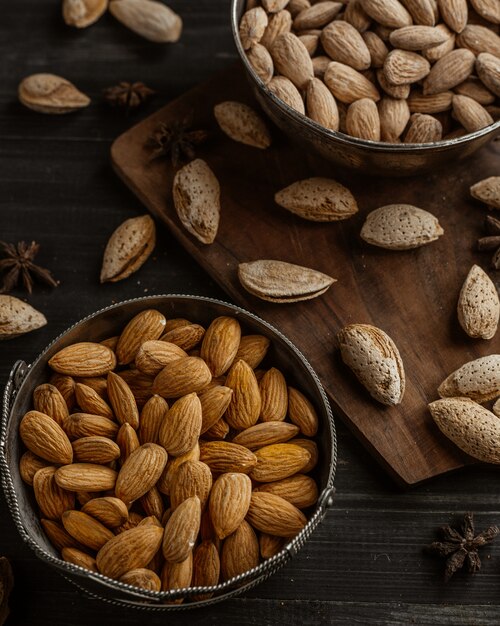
[
  {"left": 19, "top": 308, "right": 322, "bottom": 600},
  {"left": 239, "top": 0, "right": 500, "bottom": 143}
]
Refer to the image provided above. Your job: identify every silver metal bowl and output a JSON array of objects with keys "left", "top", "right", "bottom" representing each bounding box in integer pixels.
[
  {"left": 1, "top": 295, "right": 336, "bottom": 609},
  {"left": 231, "top": 0, "right": 500, "bottom": 176}
]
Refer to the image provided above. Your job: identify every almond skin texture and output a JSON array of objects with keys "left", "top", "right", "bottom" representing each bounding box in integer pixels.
[
  {"left": 378, "top": 97, "right": 411, "bottom": 141},
  {"left": 337, "top": 323, "right": 405, "bottom": 406},
  {"left": 62, "top": 510, "right": 114, "bottom": 551},
  {"left": 173, "top": 158, "right": 220, "bottom": 245},
  {"left": 261, "top": 8, "right": 292, "bottom": 48},
  {"left": 152, "top": 356, "right": 212, "bottom": 398},
  {"left": 275, "top": 177, "right": 358, "bottom": 222},
  {"left": 224, "top": 359, "right": 262, "bottom": 430},
  {"left": 100, "top": 214, "right": 155, "bottom": 283},
  {"left": 199, "top": 441, "right": 257, "bottom": 474},
  {"left": 470, "top": 0, "right": 500, "bottom": 24},
  {"left": 82, "top": 497, "right": 129, "bottom": 528},
  {"left": 55, "top": 463, "right": 117, "bottom": 492},
  {"left": 209, "top": 473, "right": 252, "bottom": 540},
  {"left": 139, "top": 394, "right": 168, "bottom": 444},
  {"left": 359, "top": 0, "right": 412, "bottom": 28},
  {"left": 108, "top": 0, "right": 182, "bottom": 43},
  {"left": 259, "top": 367, "right": 288, "bottom": 422},
  {"left": 116, "top": 309, "right": 167, "bottom": 365},
  {"left": 120, "top": 568, "right": 161, "bottom": 591},
  {"left": 288, "top": 387, "right": 319, "bottom": 436},
  {"left": 107, "top": 372, "right": 139, "bottom": 429},
  {"left": 452, "top": 94, "right": 494, "bottom": 132},
  {"left": 457, "top": 265, "right": 499, "bottom": 340},
  {"left": 20, "top": 451, "right": 50, "bottom": 486},
  {"left": 389, "top": 26, "right": 448, "bottom": 50},
  {"left": 438, "top": 355, "right": 500, "bottom": 403},
  {"left": 407, "top": 91, "right": 453, "bottom": 114},
  {"left": 422, "top": 24, "right": 455, "bottom": 62},
  {"left": 50, "top": 373, "right": 76, "bottom": 412},
  {"left": 62, "top": 548, "right": 98, "bottom": 572},
  {"left": 438, "top": 0, "right": 468, "bottom": 33},
  {"left": 41, "top": 519, "right": 82, "bottom": 552},
  {"left": 239, "top": 6, "right": 268, "bottom": 50},
  {"left": 260, "top": 533, "right": 286, "bottom": 559},
  {"left": 232, "top": 422, "right": 300, "bottom": 450},
  {"left": 470, "top": 177, "right": 500, "bottom": 210},
  {"left": 74, "top": 383, "right": 113, "bottom": 419},
  {"left": 72, "top": 436, "right": 120, "bottom": 464},
  {"left": 33, "top": 384, "right": 69, "bottom": 427},
  {"left": 423, "top": 49, "right": 476, "bottom": 95},
  {"left": 362, "top": 31, "right": 389, "bottom": 68},
  {"left": 291, "top": 438, "right": 318, "bottom": 473},
  {"left": 476, "top": 53, "right": 500, "bottom": 98},
  {"left": 456, "top": 25, "right": 500, "bottom": 58},
  {"left": 96, "top": 524, "right": 164, "bottom": 579},
  {"left": 267, "top": 76, "right": 305, "bottom": 114},
  {"left": 49, "top": 343, "right": 116, "bottom": 377},
  {"left": 169, "top": 460, "right": 213, "bottom": 510},
  {"left": 346, "top": 98, "right": 381, "bottom": 141},
  {"left": 246, "top": 492, "right": 307, "bottom": 537},
  {"left": 429, "top": 398, "right": 500, "bottom": 463},
  {"left": 33, "top": 466, "right": 75, "bottom": 520},
  {"left": 192, "top": 541, "right": 220, "bottom": 601},
  {"left": 158, "top": 393, "right": 202, "bottom": 456},
  {"left": 321, "top": 21, "right": 371, "bottom": 71},
  {"left": 18, "top": 73, "right": 90, "bottom": 114},
  {"left": 400, "top": 0, "right": 436, "bottom": 26},
  {"left": 199, "top": 386, "right": 233, "bottom": 434},
  {"left": 361, "top": 204, "right": 443, "bottom": 249},
  {"left": 115, "top": 443, "right": 168, "bottom": 504},
  {"left": 247, "top": 44, "right": 274, "bottom": 85},
  {"left": 250, "top": 443, "right": 311, "bottom": 482},
  {"left": 214, "top": 102, "right": 271, "bottom": 149},
  {"left": 254, "top": 474, "right": 319, "bottom": 509},
  {"left": 201, "top": 316, "right": 241, "bottom": 377},
  {"left": 221, "top": 520, "right": 260, "bottom": 581},
  {"left": 63, "top": 413, "right": 119, "bottom": 440},
  {"left": 270, "top": 33, "right": 314, "bottom": 90},
  {"left": 20, "top": 410, "right": 73, "bottom": 465},
  {"left": 135, "top": 341, "right": 187, "bottom": 376},
  {"left": 293, "top": 2, "right": 343, "bottom": 30},
  {"left": 162, "top": 496, "right": 201, "bottom": 563},
  {"left": 404, "top": 113, "right": 443, "bottom": 143},
  {"left": 383, "top": 50, "right": 431, "bottom": 86},
  {"left": 324, "top": 62, "right": 381, "bottom": 103},
  {"left": 306, "top": 77, "right": 340, "bottom": 131},
  {"left": 160, "top": 323, "right": 205, "bottom": 351},
  {"left": 234, "top": 335, "right": 270, "bottom": 370}
]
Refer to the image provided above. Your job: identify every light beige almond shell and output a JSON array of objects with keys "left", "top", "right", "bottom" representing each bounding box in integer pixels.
[
  {"left": 221, "top": 520, "right": 260, "bottom": 581},
  {"left": 172, "top": 159, "right": 220, "bottom": 245},
  {"left": 457, "top": 265, "right": 499, "bottom": 340},
  {"left": 109, "top": 0, "right": 182, "bottom": 42},
  {"left": 469, "top": 0, "right": 500, "bottom": 24},
  {"left": 100, "top": 214, "right": 156, "bottom": 283},
  {"left": 246, "top": 43, "right": 274, "bottom": 85},
  {"left": 438, "top": 355, "right": 500, "bottom": 402},
  {"left": 306, "top": 77, "right": 339, "bottom": 131},
  {"left": 389, "top": 26, "right": 448, "bottom": 50},
  {"left": 438, "top": 0, "right": 468, "bottom": 33},
  {"left": 320, "top": 21, "right": 371, "bottom": 71},
  {"left": 239, "top": 6, "right": 268, "bottom": 50},
  {"left": 358, "top": 0, "right": 412, "bottom": 28},
  {"left": 239, "top": 260, "right": 335, "bottom": 303},
  {"left": 452, "top": 94, "right": 494, "bottom": 132},
  {"left": 470, "top": 176, "right": 500, "bottom": 209},
  {"left": 209, "top": 473, "right": 252, "bottom": 539},
  {"left": 96, "top": 524, "right": 164, "bottom": 579},
  {"left": 115, "top": 443, "right": 168, "bottom": 503},
  {"left": 494, "top": 397, "right": 500, "bottom": 417},
  {"left": 293, "top": 2, "right": 343, "bottom": 30},
  {"left": 0, "top": 295, "right": 47, "bottom": 340},
  {"left": 18, "top": 73, "right": 90, "bottom": 114},
  {"left": 324, "top": 62, "right": 381, "bottom": 103},
  {"left": 360, "top": 204, "right": 443, "bottom": 249},
  {"left": 337, "top": 323, "right": 405, "bottom": 406},
  {"left": 423, "top": 49, "right": 476, "bottom": 95},
  {"left": 214, "top": 101, "right": 271, "bottom": 149},
  {"left": 267, "top": 76, "right": 305, "bottom": 114},
  {"left": 63, "top": 0, "right": 108, "bottom": 28},
  {"left": 275, "top": 177, "right": 358, "bottom": 222},
  {"left": 429, "top": 397, "right": 500, "bottom": 463},
  {"left": 476, "top": 53, "right": 500, "bottom": 98},
  {"left": 383, "top": 50, "right": 431, "bottom": 86}
]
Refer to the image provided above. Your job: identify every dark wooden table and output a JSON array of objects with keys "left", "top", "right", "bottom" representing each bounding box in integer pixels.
[{"left": 1, "top": 1, "right": 500, "bottom": 624}]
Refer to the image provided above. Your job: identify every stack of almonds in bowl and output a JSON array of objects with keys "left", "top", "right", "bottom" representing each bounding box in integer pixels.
[
  {"left": 14, "top": 304, "right": 329, "bottom": 603},
  {"left": 238, "top": 0, "right": 500, "bottom": 143}
]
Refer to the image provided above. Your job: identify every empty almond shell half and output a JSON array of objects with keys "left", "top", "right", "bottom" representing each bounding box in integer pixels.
[
  {"left": 360, "top": 204, "right": 444, "bottom": 250},
  {"left": 18, "top": 73, "right": 90, "bottom": 114},
  {"left": 337, "top": 323, "right": 405, "bottom": 406},
  {"left": 238, "top": 260, "right": 335, "bottom": 303}
]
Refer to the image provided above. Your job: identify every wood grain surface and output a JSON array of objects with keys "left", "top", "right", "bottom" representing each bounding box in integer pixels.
[{"left": 111, "top": 64, "right": 500, "bottom": 486}]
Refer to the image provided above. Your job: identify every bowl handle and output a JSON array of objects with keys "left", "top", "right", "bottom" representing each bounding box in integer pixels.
[{"left": 1, "top": 360, "right": 29, "bottom": 448}]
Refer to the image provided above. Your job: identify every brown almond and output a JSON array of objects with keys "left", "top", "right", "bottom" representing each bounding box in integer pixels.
[
  {"left": 160, "top": 324, "right": 205, "bottom": 351},
  {"left": 96, "top": 524, "right": 164, "bottom": 579},
  {"left": 224, "top": 359, "right": 261, "bottom": 430},
  {"left": 74, "top": 383, "right": 114, "bottom": 419},
  {"left": 306, "top": 77, "right": 340, "bottom": 130},
  {"left": 72, "top": 436, "right": 120, "bottom": 464},
  {"left": 457, "top": 25, "right": 500, "bottom": 57},
  {"left": 324, "top": 61, "right": 381, "bottom": 103},
  {"left": 378, "top": 96, "right": 411, "bottom": 141},
  {"left": 455, "top": 78, "right": 495, "bottom": 106},
  {"left": 41, "top": 519, "right": 83, "bottom": 552},
  {"left": 250, "top": 443, "right": 310, "bottom": 482},
  {"left": 115, "top": 443, "right": 168, "bottom": 503},
  {"left": 120, "top": 568, "right": 161, "bottom": 591},
  {"left": 63, "top": 413, "right": 119, "bottom": 440},
  {"left": 19, "top": 451, "right": 50, "bottom": 486},
  {"left": 20, "top": 410, "right": 73, "bottom": 465},
  {"left": 62, "top": 548, "right": 98, "bottom": 572},
  {"left": 452, "top": 94, "right": 494, "bottom": 131},
  {"left": 199, "top": 386, "right": 233, "bottom": 434},
  {"left": 259, "top": 367, "right": 288, "bottom": 422},
  {"left": 192, "top": 541, "right": 220, "bottom": 601},
  {"left": 362, "top": 31, "right": 389, "bottom": 68},
  {"left": 209, "top": 473, "right": 252, "bottom": 539},
  {"left": 140, "top": 486, "right": 165, "bottom": 520},
  {"left": 457, "top": 264, "right": 499, "bottom": 339},
  {"left": 157, "top": 444, "right": 200, "bottom": 495},
  {"left": 33, "top": 384, "right": 69, "bottom": 426},
  {"left": 161, "top": 554, "right": 193, "bottom": 602},
  {"left": 116, "top": 309, "right": 167, "bottom": 365},
  {"left": 18, "top": 73, "right": 90, "bottom": 114},
  {"left": 158, "top": 393, "right": 202, "bottom": 456},
  {"left": 404, "top": 113, "right": 443, "bottom": 142},
  {"left": 270, "top": 33, "right": 314, "bottom": 90},
  {"left": 293, "top": 1, "right": 342, "bottom": 30},
  {"left": 49, "top": 342, "right": 116, "bottom": 377},
  {"left": 55, "top": 463, "right": 117, "bottom": 492},
  {"left": 346, "top": 98, "right": 381, "bottom": 141},
  {"left": 108, "top": 0, "right": 182, "bottom": 43},
  {"left": 400, "top": 0, "right": 436, "bottom": 26},
  {"left": 261, "top": 9, "right": 292, "bottom": 48},
  {"left": 383, "top": 50, "right": 430, "bottom": 85},
  {"left": 62, "top": 509, "right": 114, "bottom": 551},
  {"left": 75, "top": 376, "right": 107, "bottom": 399},
  {"left": 162, "top": 496, "right": 201, "bottom": 563},
  {"left": 33, "top": 466, "right": 75, "bottom": 520},
  {"left": 204, "top": 418, "right": 230, "bottom": 441},
  {"left": 469, "top": 0, "right": 500, "bottom": 24},
  {"left": 267, "top": 76, "right": 305, "bottom": 114},
  {"left": 201, "top": 316, "right": 241, "bottom": 377},
  {"left": 246, "top": 43, "right": 274, "bottom": 85},
  {"left": 438, "top": 0, "right": 468, "bottom": 33},
  {"left": 291, "top": 437, "right": 318, "bottom": 472},
  {"left": 63, "top": 0, "right": 108, "bottom": 28},
  {"left": 246, "top": 492, "right": 307, "bottom": 537},
  {"left": 260, "top": 533, "right": 286, "bottom": 558},
  {"left": 287, "top": 386, "right": 319, "bottom": 436},
  {"left": 107, "top": 371, "right": 139, "bottom": 429},
  {"left": 169, "top": 460, "right": 213, "bottom": 510},
  {"left": 221, "top": 520, "right": 259, "bottom": 581},
  {"left": 408, "top": 90, "right": 453, "bottom": 113},
  {"left": 232, "top": 422, "right": 299, "bottom": 450},
  {"left": 376, "top": 68, "right": 411, "bottom": 99},
  {"left": 239, "top": 6, "right": 268, "bottom": 50},
  {"left": 139, "top": 394, "right": 168, "bottom": 444},
  {"left": 344, "top": 0, "right": 372, "bottom": 32},
  {"left": 82, "top": 497, "right": 129, "bottom": 528},
  {"left": 422, "top": 24, "right": 455, "bottom": 62},
  {"left": 153, "top": 356, "right": 212, "bottom": 399},
  {"left": 135, "top": 340, "right": 187, "bottom": 376},
  {"left": 389, "top": 26, "right": 448, "bottom": 50},
  {"left": 50, "top": 373, "right": 76, "bottom": 412},
  {"left": 199, "top": 441, "right": 257, "bottom": 474},
  {"left": 358, "top": 0, "right": 412, "bottom": 28},
  {"left": 476, "top": 53, "right": 500, "bottom": 98},
  {"left": 234, "top": 335, "right": 270, "bottom": 370},
  {"left": 423, "top": 49, "right": 476, "bottom": 95},
  {"left": 254, "top": 474, "right": 318, "bottom": 509},
  {"left": 321, "top": 21, "right": 371, "bottom": 70}
]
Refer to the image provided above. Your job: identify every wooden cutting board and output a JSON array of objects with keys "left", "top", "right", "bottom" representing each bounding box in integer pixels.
[{"left": 111, "top": 63, "right": 500, "bottom": 486}]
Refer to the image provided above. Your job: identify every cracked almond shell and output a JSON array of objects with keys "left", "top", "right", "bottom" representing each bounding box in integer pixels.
[
  {"left": 214, "top": 101, "right": 271, "bottom": 149},
  {"left": 337, "top": 323, "right": 405, "bottom": 406},
  {"left": 238, "top": 260, "right": 335, "bottom": 303},
  {"left": 0, "top": 295, "right": 47, "bottom": 340},
  {"left": 18, "top": 73, "right": 90, "bottom": 114},
  {"left": 438, "top": 355, "right": 500, "bottom": 403},
  {"left": 275, "top": 177, "right": 358, "bottom": 222},
  {"left": 429, "top": 397, "right": 500, "bottom": 464},
  {"left": 172, "top": 158, "right": 220, "bottom": 245},
  {"left": 457, "top": 265, "right": 499, "bottom": 340},
  {"left": 360, "top": 204, "right": 444, "bottom": 250},
  {"left": 100, "top": 214, "right": 155, "bottom": 283},
  {"left": 470, "top": 176, "right": 500, "bottom": 210}
]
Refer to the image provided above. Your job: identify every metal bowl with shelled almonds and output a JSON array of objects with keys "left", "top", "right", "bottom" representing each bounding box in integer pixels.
[
  {"left": 0, "top": 295, "right": 336, "bottom": 609},
  {"left": 230, "top": 0, "right": 500, "bottom": 176}
]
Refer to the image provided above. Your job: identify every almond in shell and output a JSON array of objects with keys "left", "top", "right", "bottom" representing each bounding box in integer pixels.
[
  {"left": 438, "top": 355, "right": 500, "bottom": 403},
  {"left": 209, "top": 473, "right": 252, "bottom": 539},
  {"left": 360, "top": 204, "right": 443, "bottom": 249},
  {"left": 337, "top": 323, "right": 405, "bottom": 405},
  {"left": 0, "top": 295, "right": 47, "bottom": 340},
  {"left": 172, "top": 159, "right": 220, "bottom": 245},
  {"left": 457, "top": 265, "right": 499, "bottom": 340},
  {"left": 62, "top": 0, "right": 108, "bottom": 28},
  {"left": 470, "top": 176, "right": 500, "bottom": 209},
  {"left": 214, "top": 102, "right": 271, "bottom": 149}
]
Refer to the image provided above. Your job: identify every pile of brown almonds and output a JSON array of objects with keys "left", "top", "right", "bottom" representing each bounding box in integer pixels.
[
  {"left": 18, "top": 309, "right": 320, "bottom": 599},
  {"left": 239, "top": 0, "right": 500, "bottom": 143}
]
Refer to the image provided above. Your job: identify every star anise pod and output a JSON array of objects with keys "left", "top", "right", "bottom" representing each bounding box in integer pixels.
[
  {"left": 146, "top": 117, "right": 209, "bottom": 167},
  {"left": 426, "top": 512, "right": 499, "bottom": 582},
  {"left": 0, "top": 241, "right": 58, "bottom": 294},
  {"left": 103, "top": 82, "right": 155, "bottom": 113}
]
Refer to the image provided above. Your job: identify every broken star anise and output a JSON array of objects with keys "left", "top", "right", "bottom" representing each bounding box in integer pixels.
[
  {"left": 146, "top": 118, "right": 209, "bottom": 167},
  {"left": 0, "top": 241, "right": 58, "bottom": 294},
  {"left": 426, "top": 512, "right": 499, "bottom": 582},
  {"left": 103, "top": 82, "right": 155, "bottom": 113}
]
